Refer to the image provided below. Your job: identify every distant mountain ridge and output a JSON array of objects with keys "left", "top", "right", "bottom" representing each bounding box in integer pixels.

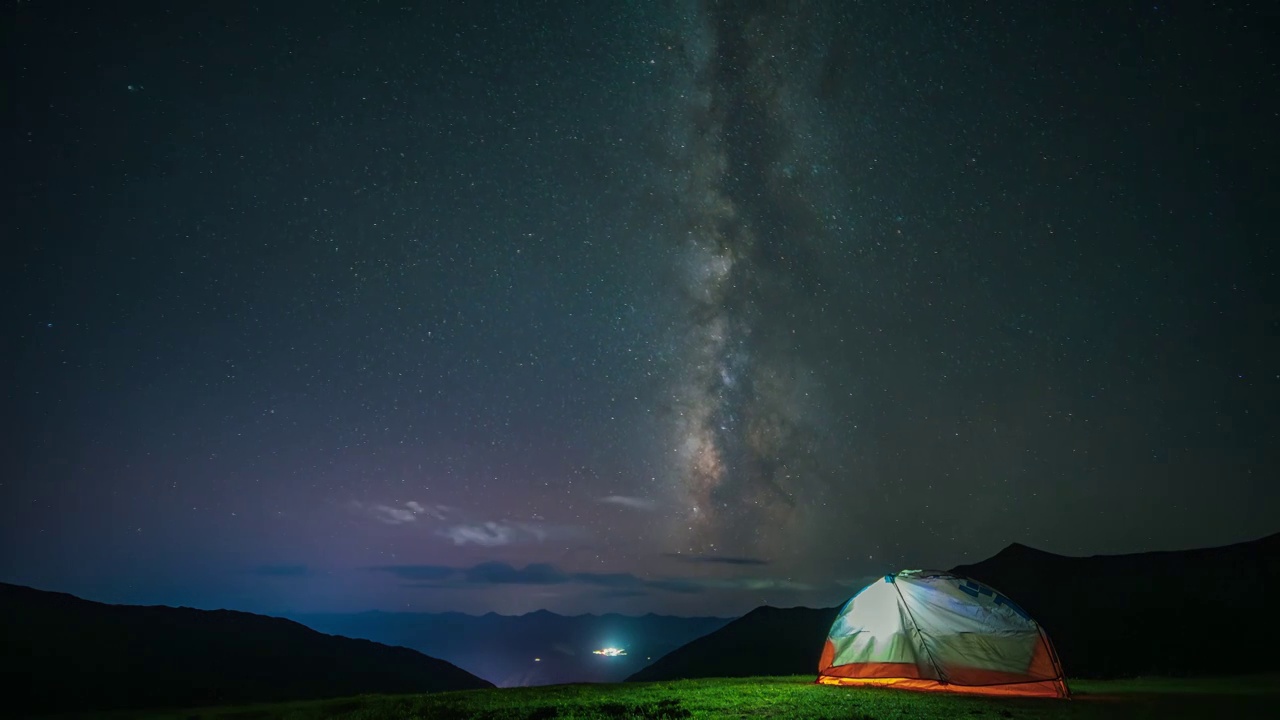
[
  {"left": 0, "top": 582, "right": 493, "bottom": 716},
  {"left": 294, "top": 608, "right": 732, "bottom": 687},
  {"left": 626, "top": 532, "right": 1280, "bottom": 682}
]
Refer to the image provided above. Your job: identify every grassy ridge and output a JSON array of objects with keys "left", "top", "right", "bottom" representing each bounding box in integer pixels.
[{"left": 104, "top": 675, "right": 1280, "bottom": 720}]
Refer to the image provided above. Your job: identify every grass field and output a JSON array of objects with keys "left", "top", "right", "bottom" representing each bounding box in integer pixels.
[{"left": 99, "top": 674, "right": 1280, "bottom": 720}]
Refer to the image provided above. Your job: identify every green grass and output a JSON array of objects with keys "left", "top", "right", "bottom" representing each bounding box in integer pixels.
[{"left": 93, "top": 674, "right": 1280, "bottom": 720}]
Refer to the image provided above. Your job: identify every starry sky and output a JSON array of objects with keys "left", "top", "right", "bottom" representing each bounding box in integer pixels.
[{"left": 5, "top": 1, "right": 1277, "bottom": 617}]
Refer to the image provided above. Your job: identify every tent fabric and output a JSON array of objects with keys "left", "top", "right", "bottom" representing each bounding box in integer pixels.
[{"left": 817, "top": 570, "right": 1068, "bottom": 699}]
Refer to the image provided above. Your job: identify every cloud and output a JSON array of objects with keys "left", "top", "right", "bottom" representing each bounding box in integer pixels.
[
  {"left": 597, "top": 589, "right": 649, "bottom": 599},
  {"left": 250, "top": 564, "right": 310, "bottom": 577},
  {"left": 714, "top": 577, "right": 814, "bottom": 592},
  {"left": 572, "top": 572, "right": 645, "bottom": 589},
  {"left": 370, "top": 565, "right": 457, "bottom": 581},
  {"left": 438, "top": 521, "right": 550, "bottom": 547},
  {"left": 598, "top": 495, "right": 657, "bottom": 511},
  {"left": 644, "top": 578, "right": 706, "bottom": 594},
  {"left": 372, "top": 504, "right": 416, "bottom": 524},
  {"left": 438, "top": 522, "right": 516, "bottom": 546},
  {"left": 369, "top": 562, "right": 680, "bottom": 592},
  {"left": 379, "top": 562, "right": 580, "bottom": 587},
  {"left": 663, "top": 553, "right": 769, "bottom": 566},
  {"left": 406, "top": 501, "right": 450, "bottom": 520},
  {"left": 368, "top": 562, "right": 802, "bottom": 596},
  {"left": 465, "top": 562, "right": 569, "bottom": 585},
  {"left": 353, "top": 500, "right": 451, "bottom": 525},
  {"left": 352, "top": 503, "right": 567, "bottom": 547}
]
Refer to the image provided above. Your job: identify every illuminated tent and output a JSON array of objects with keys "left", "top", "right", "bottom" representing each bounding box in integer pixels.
[{"left": 817, "top": 570, "right": 1068, "bottom": 698}]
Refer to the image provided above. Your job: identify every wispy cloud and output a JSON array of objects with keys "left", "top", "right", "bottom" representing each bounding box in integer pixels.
[
  {"left": 663, "top": 553, "right": 770, "bottom": 566},
  {"left": 249, "top": 564, "right": 311, "bottom": 577},
  {"left": 369, "top": 562, "right": 808, "bottom": 595},
  {"left": 351, "top": 502, "right": 572, "bottom": 549},
  {"left": 373, "top": 504, "right": 416, "bottom": 524},
  {"left": 405, "top": 501, "right": 449, "bottom": 520},
  {"left": 598, "top": 495, "right": 656, "bottom": 511},
  {"left": 353, "top": 500, "right": 451, "bottom": 525},
  {"left": 437, "top": 521, "right": 550, "bottom": 547}
]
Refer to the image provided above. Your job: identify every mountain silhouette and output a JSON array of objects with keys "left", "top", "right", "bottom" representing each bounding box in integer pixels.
[
  {"left": 626, "top": 605, "right": 839, "bottom": 682},
  {"left": 625, "top": 532, "right": 1280, "bottom": 682},
  {"left": 953, "top": 531, "right": 1280, "bottom": 677},
  {"left": 0, "top": 582, "right": 493, "bottom": 716}
]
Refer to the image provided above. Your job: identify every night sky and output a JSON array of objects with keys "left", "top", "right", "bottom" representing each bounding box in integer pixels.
[{"left": 5, "top": 1, "right": 1276, "bottom": 617}]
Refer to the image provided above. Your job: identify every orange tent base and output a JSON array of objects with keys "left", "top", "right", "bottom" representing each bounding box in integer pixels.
[{"left": 816, "top": 675, "right": 1069, "bottom": 699}]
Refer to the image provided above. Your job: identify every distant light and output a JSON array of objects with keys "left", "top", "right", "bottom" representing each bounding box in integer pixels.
[
  {"left": 534, "top": 657, "right": 541, "bottom": 662},
  {"left": 593, "top": 647, "right": 627, "bottom": 657}
]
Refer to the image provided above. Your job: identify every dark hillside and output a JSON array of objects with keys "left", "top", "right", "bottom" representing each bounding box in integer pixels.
[
  {"left": 0, "top": 583, "right": 493, "bottom": 716},
  {"left": 953, "top": 532, "right": 1280, "bottom": 677},
  {"left": 626, "top": 605, "right": 839, "bottom": 682}
]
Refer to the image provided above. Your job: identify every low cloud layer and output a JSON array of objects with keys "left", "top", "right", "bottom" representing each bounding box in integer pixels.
[
  {"left": 663, "top": 553, "right": 770, "bottom": 566},
  {"left": 368, "top": 561, "right": 809, "bottom": 596},
  {"left": 249, "top": 564, "right": 311, "bottom": 577}
]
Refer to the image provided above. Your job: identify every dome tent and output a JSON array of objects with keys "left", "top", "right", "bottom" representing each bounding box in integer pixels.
[{"left": 817, "top": 569, "right": 1068, "bottom": 698}]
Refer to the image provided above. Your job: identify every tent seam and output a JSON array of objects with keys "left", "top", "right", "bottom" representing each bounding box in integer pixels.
[{"left": 892, "top": 577, "right": 947, "bottom": 685}]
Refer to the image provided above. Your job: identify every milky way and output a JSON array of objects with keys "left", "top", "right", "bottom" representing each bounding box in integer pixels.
[
  {"left": 658, "top": 1, "right": 845, "bottom": 557},
  {"left": 8, "top": 0, "right": 1274, "bottom": 617}
]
